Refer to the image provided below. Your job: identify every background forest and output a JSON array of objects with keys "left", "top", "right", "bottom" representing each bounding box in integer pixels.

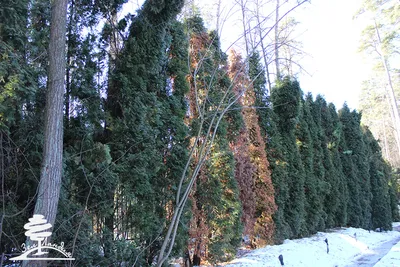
[{"left": 1, "top": 0, "right": 399, "bottom": 266}]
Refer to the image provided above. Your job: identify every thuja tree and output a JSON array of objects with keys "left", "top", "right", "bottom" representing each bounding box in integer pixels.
[
  {"left": 319, "top": 99, "right": 349, "bottom": 227},
  {"left": 249, "top": 52, "right": 269, "bottom": 137},
  {"left": 231, "top": 124, "right": 257, "bottom": 242},
  {"left": 55, "top": 1, "right": 120, "bottom": 264},
  {"left": 338, "top": 105, "right": 362, "bottom": 227},
  {"left": 363, "top": 126, "right": 392, "bottom": 230},
  {"left": 310, "top": 96, "right": 336, "bottom": 228},
  {"left": 184, "top": 17, "right": 242, "bottom": 265},
  {"left": 190, "top": 134, "right": 242, "bottom": 264},
  {"left": 248, "top": 53, "right": 291, "bottom": 242},
  {"left": 295, "top": 94, "right": 327, "bottom": 234},
  {"left": 106, "top": 0, "right": 188, "bottom": 265},
  {"left": 389, "top": 170, "right": 400, "bottom": 222},
  {"left": 32, "top": 0, "right": 137, "bottom": 265},
  {"left": 229, "top": 50, "right": 276, "bottom": 247},
  {"left": 161, "top": 20, "right": 193, "bottom": 257},
  {"left": 0, "top": 0, "right": 49, "bottom": 255},
  {"left": 339, "top": 105, "right": 371, "bottom": 228},
  {"left": 271, "top": 77, "right": 307, "bottom": 238},
  {"left": 351, "top": 111, "right": 373, "bottom": 229},
  {"left": 266, "top": 111, "right": 292, "bottom": 242}
]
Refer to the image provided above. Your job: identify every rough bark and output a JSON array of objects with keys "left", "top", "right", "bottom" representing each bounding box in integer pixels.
[
  {"left": 254, "top": 0, "right": 272, "bottom": 92},
  {"left": 24, "top": 0, "right": 68, "bottom": 265},
  {"left": 238, "top": 0, "right": 250, "bottom": 57},
  {"left": 34, "top": 0, "right": 67, "bottom": 230},
  {"left": 375, "top": 22, "right": 400, "bottom": 161},
  {"left": 275, "top": 0, "right": 281, "bottom": 80}
]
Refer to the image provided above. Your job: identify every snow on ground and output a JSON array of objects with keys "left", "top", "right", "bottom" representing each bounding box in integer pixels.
[
  {"left": 374, "top": 240, "right": 400, "bottom": 267},
  {"left": 222, "top": 222, "right": 400, "bottom": 267},
  {"left": 374, "top": 223, "right": 400, "bottom": 267}
]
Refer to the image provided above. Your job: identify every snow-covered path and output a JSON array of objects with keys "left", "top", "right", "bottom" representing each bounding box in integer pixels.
[
  {"left": 222, "top": 223, "right": 400, "bottom": 267},
  {"left": 344, "top": 235, "right": 400, "bottom": 267},
  {"left": 374, "top": 237, "right": 400, "bottom": 267}
]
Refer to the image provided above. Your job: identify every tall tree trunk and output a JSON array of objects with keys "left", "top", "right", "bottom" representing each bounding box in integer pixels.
[
  {"left": 382, "top": 118, "right": 390, "bottom": 161},
  {"left": 255, "top": 0, "right": 272, "bottom": 92},
  {"left": 103, "top": 11, "right": 119, "bottom": 263},
  {"left": 65, "top": 0, "right": 74, "bottom": 128},
  {"left": 35, "top": 0, "right": 67, "bottom": 231},
  {"left": 109, "top": 10, "right": 120, "bottom": 65},
  {"left": 216, "top": 0, "right": 222, "bottom": 36},
  {"left": 25, "top": 0, "right": 68, "bottom": 265},
  {"left": 386, "top": 94, "right": 400, "bottom": 163},
  {"left": 239, "top": 0, "right": 249, "bottom": 58},
  {"left": 375, "top": 22, "right": 400, "bottom": 162},
  {"left": 275, "top": 0, "right": 281, "bottom": 80}
]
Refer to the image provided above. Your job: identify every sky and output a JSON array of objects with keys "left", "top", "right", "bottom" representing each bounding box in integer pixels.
[
  {"left": 294, "top": 0, "right": 371, "bottom": 110},
  {"left": 213, "top": 0, "right": 373, "bottom": 110},
  {"left": 122, "top": 0, "right": 372, "bottom": 110}
]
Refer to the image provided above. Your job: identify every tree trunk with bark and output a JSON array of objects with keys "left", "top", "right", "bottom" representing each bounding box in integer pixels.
[
  {"left": 24, "top": 0, "right": 68, "bottom": 265},
  {"left": 375, "top": 21, "right": 400, "bottom": 162},
  {"left": 254, "top": 0, "right": 272, "bottom": 92},
  {"left": 275, "top": 0, "right": 281, "bottom": 80}
]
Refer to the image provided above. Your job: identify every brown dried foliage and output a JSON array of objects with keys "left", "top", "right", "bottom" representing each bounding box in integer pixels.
[
  {"left": 185, "top": 32, "right": 213, "bottom": 263},
  {"left": 230, "top": 130, "right": 257, "bottom": 237},
  {"left": 228, "top": 49, "right": 277, "bottom": 246},
  {"left": 188, "top": 168, "right": 209, "bottom": 262}
]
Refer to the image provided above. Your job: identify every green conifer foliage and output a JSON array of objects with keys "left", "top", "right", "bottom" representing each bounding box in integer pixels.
[
  {"left": 389, "top": 171, "right": 400, "bottom": 221},
  {"left": 296, "top": 95, "right": 326, "bottom": 234},
  {"left": 185, "top": 16, "right": 242, "bottom": 265},
  {"left": 267, "top": 112, "right": 292, "bottom": 242},
  {"left": 363, "top": 126, "right": 392, "bottom": 230},
  {"left": 0, "top": 0, "right": 49, "bottom": 127},
  {"left": 338, "top": 105, "right": 362, "bottom": 227},
  {"left": 310, "top": 96, "right": 339, "bottom": 229},
  {"left": 249, "top": 52, "right": 269, "bottom": 137},
  {"left": 339, "top": 104, "right": 372, "bottom": 228},
  {"left": 104, "top": 0, "right": 188, "bottom": 265},
  {"left": 0, "top": 0, "right": 29, "bottom": 127},
  {"left": 0, "top": 0, "right": 49, "bottom": 253},
  {"left": 319, "top": 99, "right": 348, "bottom": 227},
  {"left": 249, "top": 53, "right": 291, "bottom": 242},
  {"left": 353, "top": 113, "right": 373, "bottom": 228},
  {"left": 192, "top": 138, "right": 242, "bottom": 264},
  {"left": 162, "top": 22, "right": 193, "bottom": 253},
  {"left": 271, "top": 77, "right": 307, "bottom": 238},
  {"left": 46, "top": 1, "right": 127, "bottom": 264}
]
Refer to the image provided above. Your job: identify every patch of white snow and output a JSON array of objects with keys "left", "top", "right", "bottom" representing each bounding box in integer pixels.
[{"left": 221, "top": 223, "right": 400, "bottom": 267}]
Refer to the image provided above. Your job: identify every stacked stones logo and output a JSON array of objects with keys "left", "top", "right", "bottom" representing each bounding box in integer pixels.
[{"left": 10, "top": 214, "right": 75, "bottom": 261}]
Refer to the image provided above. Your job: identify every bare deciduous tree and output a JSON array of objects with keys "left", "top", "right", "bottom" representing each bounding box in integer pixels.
[
  {"left": 234, "top": 0, "right": 309, "bottom": 88},
  {"left": 357, "top": 0, "right": 400, "bottom": 166},
  {"left": 157, "top": 2, "right": 308, "bottom": 265},
  {"left": 275, "top": 0, "right": 281, "bottom": 80}
]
